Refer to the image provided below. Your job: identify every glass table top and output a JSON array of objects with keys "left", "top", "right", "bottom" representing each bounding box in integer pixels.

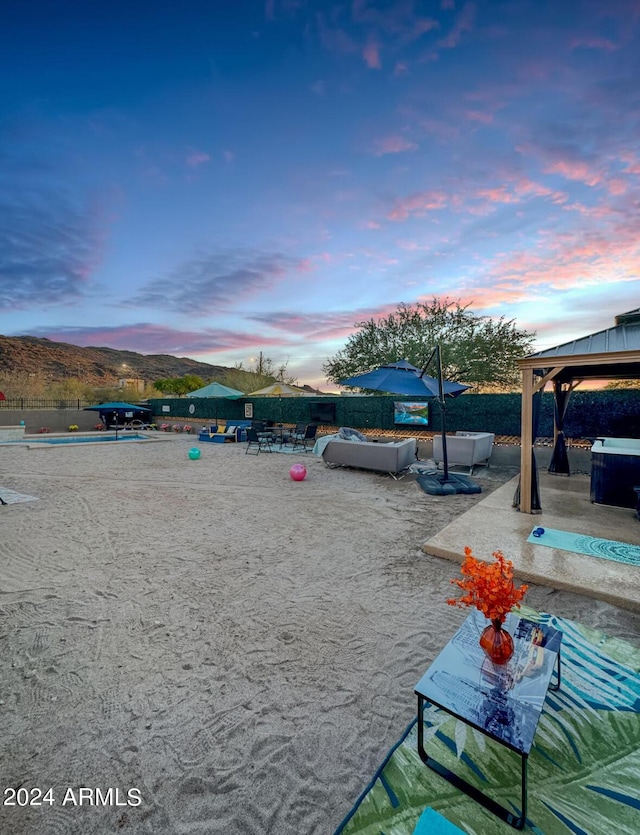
[{"left": 415, "top": 611, "right": 562, "bottom": 755}]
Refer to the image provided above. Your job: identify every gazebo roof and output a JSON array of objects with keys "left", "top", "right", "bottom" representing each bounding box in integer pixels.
[
  {"left": 516, "top": 309, "right": 640, "bottom": 513},
  {"left": 518, "top": 309, "right": 640, "bottom": 381}
]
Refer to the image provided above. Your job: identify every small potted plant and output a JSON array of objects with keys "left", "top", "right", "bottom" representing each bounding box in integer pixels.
[
  {"left": 38, "top": 427, "right": 51, "bottom": 434},
  {"left": 68, "top": 424, "right": 79, "bottom": 432},
  {"left": 94, "top": 423, "right": 105, "bottom": 431},
  {"left": 182, "top": 424, "right": 192, "bottom": 434},
  {"left": 160, "top": 423, "right": 170, "bottom": 432}
]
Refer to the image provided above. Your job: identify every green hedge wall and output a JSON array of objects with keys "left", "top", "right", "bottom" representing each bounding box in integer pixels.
[{"left": 148, "top": 388, "right": 640, "bottom": 438}]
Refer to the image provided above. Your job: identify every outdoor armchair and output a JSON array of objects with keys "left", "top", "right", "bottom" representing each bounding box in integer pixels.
[
  {"left": 432, "top": 431, "right": 495, "bottom": 475},
  {"left": 292, "top": 423, "right": 318, "bottom": 452},
  {"left": 245, "top": 426, "right": 273, "bottom": 454}
]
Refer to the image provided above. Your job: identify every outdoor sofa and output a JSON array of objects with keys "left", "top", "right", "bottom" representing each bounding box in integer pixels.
[
  {"left": 198, "top": 420, "right": 252, "bottom": 443},
  {"left": 322, "top": 437, "right": 417, "bottom": 477},
  {"left": 432, "top": 431, "right": 495, "bottom": 474}
]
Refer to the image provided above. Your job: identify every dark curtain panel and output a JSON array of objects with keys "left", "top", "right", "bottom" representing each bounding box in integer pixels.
[
  {"left": 548, "top": 381, "right": 571, "bottom": 475},
  {"left": 513, "top": 389, "right": 542, "bottom": 512}
]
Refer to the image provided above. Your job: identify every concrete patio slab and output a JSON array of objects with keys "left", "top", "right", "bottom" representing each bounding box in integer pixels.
[{"left": 422, "top": 469, "right": 640, "bottom": 613}]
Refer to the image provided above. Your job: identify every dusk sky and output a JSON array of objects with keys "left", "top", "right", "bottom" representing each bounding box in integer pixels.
[{"left": 2, "top": 0, "right": 639, "bottom": 390}]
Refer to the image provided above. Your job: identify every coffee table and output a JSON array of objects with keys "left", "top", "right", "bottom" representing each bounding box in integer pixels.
[{"left": 414, "top": 612, "right": 562, "bottom": 830}]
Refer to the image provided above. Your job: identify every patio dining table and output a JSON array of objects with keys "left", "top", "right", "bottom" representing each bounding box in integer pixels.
[{"left": 262, "top": 426, "right": 292, "bottom": 448}]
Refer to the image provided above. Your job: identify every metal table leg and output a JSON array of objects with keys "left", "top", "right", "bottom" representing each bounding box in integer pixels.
[{"left": 417, "top": 695, "right": 527, "bottom": 830}]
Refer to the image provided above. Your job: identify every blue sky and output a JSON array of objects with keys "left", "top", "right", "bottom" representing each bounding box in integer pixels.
[{"left": 2, "top": 0, "right": 639, "bottom": 389}]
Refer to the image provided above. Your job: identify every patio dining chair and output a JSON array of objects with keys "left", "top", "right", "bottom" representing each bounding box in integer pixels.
[
  {"left": 245, "top": 426, "right": 273, "bottom": 454},
  {"left": 292, "top": 423, "right": 318, "bottom": 452}
]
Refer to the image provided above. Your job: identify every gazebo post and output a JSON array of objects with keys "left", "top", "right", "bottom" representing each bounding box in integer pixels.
[{"left": 520, "top": 368, "right": 534, "bottom": 513}]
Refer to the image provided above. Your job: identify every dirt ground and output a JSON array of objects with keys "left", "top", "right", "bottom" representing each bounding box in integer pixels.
[{"left": 1, "top": 437, "right": 638, "bottom": 834}]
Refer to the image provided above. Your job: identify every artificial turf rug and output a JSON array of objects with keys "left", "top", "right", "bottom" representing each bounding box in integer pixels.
[
  {"left": 333, "top": 608, "right": 640, "bottom": 835},
  {"left": 526, "top": 527, "right": 640, "bottom": 567}
]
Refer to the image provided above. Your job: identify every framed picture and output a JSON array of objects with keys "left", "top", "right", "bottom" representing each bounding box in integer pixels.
[
  {"left": 394, "top": 401, "right": 429, "bottom": 425},
  {"left": 244, "top": 403, "right": 253, "bottom": 418}
]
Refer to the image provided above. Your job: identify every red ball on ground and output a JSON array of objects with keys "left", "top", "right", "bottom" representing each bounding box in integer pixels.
[{"left": 289, "top": 463, "right": 307, "bottom": 481}]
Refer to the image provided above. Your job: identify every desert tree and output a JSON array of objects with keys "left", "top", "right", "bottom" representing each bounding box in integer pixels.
[{"left": 323, "top": 298, "right": 535, "bottom": 391}]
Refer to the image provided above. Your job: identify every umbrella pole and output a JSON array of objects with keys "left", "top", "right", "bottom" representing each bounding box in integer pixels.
[
  {"left": 434, "top": 345, "right": 449, "bottom": 482},
  {"left": 422, "top": 346, "right": 449, "bottom": 482}
]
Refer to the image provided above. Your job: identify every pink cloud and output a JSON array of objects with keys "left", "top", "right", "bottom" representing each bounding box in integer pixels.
[
  {"left": 479, "top": 216, "right": 640, "bottom": 297},
  {"left": 470, "top": 178, "right": 566, "bottom": 213},
  {"left": 186, "top": 150, "right": 210, "bottom": 169},
  {"left": 514, "top": 178, "right": 567, "bottom": 204},
  {"left": 465, "top": 110, "right": 493, "bottom": 124},
  {"left": 316, "top": 15, "right": 359, "bottom": 56},
  {"left": 476, "top": 187, "right": 519, "bottom": 204},
  {"left": 351, "top": 1, "right": 438, "bottom": 43},
  {"left": 543, "top": 159, "right": 601, "bottom": 187},
  {"left": 387, "top": 190, "right": 448, "bottom": 221},
  {"left": 372, "top": 135, "right": 418, "bottom": 156},
  {"left": 363, "top": 39, "right": 381, "bottom": 69},
  {"left": 562, "top": 202, "right": 617, "bottom": 219},
  {"left": 396, "top": 239, "right": 431, "bottom": 252},
  {"left": 248, "top": 309, "right": 381, "bottom": 341},
  {"left": 37, "top": 323, "right": 280, "bottom": 355},
  {"left": 608, "top": 178, "right": 627, "bottom": 195},
  {"left": 569, "top": 36, "right": 618, "bottom": 51},
  {"left": 437, "top": 1, "right": 475, "bottom": 49},
  {"left": 620, "top": 153, "right": 640, "bottom": 174}
]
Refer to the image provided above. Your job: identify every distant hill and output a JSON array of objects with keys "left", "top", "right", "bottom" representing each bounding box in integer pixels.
[{"left": 0, "top": 335, "right": 230, "bottom": 386}]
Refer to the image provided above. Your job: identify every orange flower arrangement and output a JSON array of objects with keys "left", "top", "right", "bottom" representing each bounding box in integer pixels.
[{"left": 447, "top": 547, "right": 528, "bottom": 623}]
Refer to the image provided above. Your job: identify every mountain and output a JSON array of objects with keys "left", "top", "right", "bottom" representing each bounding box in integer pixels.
[{"left": 0, "top": 335, "right": 230, "bottom": 386}]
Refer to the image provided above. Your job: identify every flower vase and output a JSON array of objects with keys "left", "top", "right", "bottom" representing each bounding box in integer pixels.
[{"left": 479, "top": 618, "right": 514, "bottom": 665}]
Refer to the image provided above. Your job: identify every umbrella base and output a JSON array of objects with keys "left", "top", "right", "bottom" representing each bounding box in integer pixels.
[{"left": 416, "top": 473, "right": 482, "bottom": 496}]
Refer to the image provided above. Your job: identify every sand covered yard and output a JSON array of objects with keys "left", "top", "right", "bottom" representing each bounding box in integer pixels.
[{"left": 1, "top": 437, "right": 639, "bottom": 834}]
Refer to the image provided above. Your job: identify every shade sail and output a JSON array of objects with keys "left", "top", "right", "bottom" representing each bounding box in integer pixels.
[
  {"left": 186, "top": 382, "right": 244, "bottom": 398},
  {"left": 339, "top": 360, "right": 470, "bottom": 398}
]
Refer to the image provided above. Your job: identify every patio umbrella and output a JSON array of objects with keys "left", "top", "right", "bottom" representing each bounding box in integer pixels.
[
  {"left": 339, "top": 351, "right": 474, "bottom": 490},
  {"left": 339, "top": 359, "right": 469, "bottom": 399},
  {"left": 247, "top": 383, "right": 312, "bottom": 396},
  {"left": 185, "top": 381, "right": 245, "bottom": 423},
  {"left": 248, "top": 382, "right": 312, "bottom": 425},
  {"left": 84, "top": 401, "right": 151, "bottom": 438},
  {"left": 186, "top": 382, "right": 244, "bottom": 398}
]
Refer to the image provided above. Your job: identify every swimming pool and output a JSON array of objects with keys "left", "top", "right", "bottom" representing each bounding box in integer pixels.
[{"left": 0, "top": 433, "right": 152, "bottom": 445}]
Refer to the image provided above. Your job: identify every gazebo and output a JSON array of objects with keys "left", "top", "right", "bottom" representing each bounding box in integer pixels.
[{"left": 516, "top": 309, "right": 640, "bottom": 513}]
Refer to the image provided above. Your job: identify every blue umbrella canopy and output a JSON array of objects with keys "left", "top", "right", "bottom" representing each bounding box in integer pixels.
[
  {"left": 186, "top": 382, "right": 244, "bottom": 398},
  {"left": 339, "top": 359, "right": 470, "bottom": 397},
  {"left": 84, "top": 401, "right": 151, "bottom": 412},
  {"left": 84, "top": 401, "right": 152, "bottom": 434}
]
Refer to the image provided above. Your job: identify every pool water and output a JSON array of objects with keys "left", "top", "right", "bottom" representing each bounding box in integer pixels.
[{"left": 0, "top": 434, "right": 149, "bottom": 445}]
